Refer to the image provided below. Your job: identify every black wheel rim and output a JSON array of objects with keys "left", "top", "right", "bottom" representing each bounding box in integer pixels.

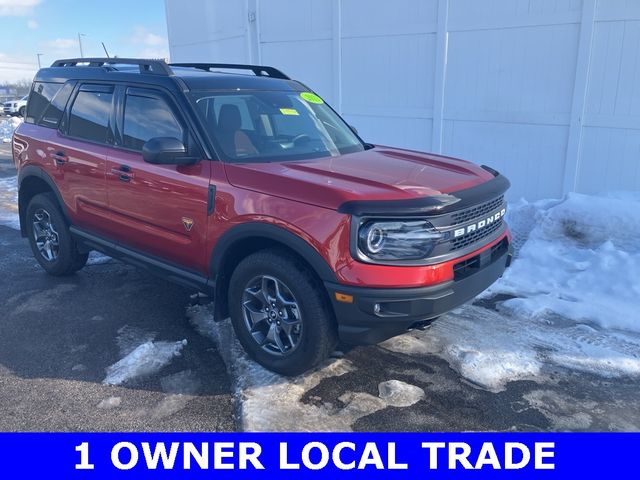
[{"left": 241, "top": 274, "right": 303, "bottom": 356}]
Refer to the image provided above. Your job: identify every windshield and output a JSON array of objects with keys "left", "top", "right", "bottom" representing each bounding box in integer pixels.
[{"left": 191, "top": 90, "right": 365, "bottom": 162}]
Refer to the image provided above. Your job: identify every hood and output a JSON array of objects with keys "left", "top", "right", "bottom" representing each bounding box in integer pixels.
[{"left": 224, "top": 147, "right": 495, "bottom": 211}]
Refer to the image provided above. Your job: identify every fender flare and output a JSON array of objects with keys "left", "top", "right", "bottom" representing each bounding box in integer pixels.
[
  {"left": 18, "top": 165, "right": 70, "bottom": 235},
  {"left": 210, "top": 222, "right": 337, "bottom": 283}
]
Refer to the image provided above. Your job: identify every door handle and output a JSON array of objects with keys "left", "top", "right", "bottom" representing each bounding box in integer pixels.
[
  {"left": 111, "top": 165, "right": 134, "bottom": 182},
  {"left": 52, "top": 151, "right": 68, "bottom": 166}
]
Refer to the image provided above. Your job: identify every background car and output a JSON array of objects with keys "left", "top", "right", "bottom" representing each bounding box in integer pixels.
[{"left": 3, "top": 95, "right": 28, "bottom": 117}]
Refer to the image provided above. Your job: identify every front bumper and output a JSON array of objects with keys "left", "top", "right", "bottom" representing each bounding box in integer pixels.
[{"left": 326, "top": 237, "right": 513, "bottom": 345}]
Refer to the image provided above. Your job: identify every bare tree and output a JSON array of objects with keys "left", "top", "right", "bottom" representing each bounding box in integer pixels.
[{"left": 0, "top": 79, "right": 31, "bottom": 98}]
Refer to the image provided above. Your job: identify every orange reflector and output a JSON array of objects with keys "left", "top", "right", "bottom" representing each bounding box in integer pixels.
[{"left": 334, "top": 292, "right": 354, "bottom": 303}]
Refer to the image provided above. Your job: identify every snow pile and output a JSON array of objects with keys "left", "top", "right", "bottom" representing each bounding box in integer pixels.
[
  {"left": 377, "top": 380, "right": 425, "bottom": 407},
  {"left": 382, "top": 191, "right": 640, "bottom": 391},
  {"left": 494, "top": 192, "right": 640, "bottom": 333},
  {"left": 384, "top": 303, "right": 640, "bottom": 391},
  {"left": 0, "top": 176, "right": 18, "bottom": 229},
  {"left": 86, "top": 251, "right": 112, "bottom": 265},
  {"left": 1, "top": 116, "right": 22, "bottom": 143},
  {"left": 104, "top": 340, "right": 187, "bottom": 385},
  {"left": 103, "top": 325, "right": 187, "bottom": 385}
]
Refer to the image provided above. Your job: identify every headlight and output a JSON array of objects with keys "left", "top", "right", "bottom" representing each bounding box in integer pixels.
[{"left": 357, "top": 219, "right": 445, "bottom": 261}]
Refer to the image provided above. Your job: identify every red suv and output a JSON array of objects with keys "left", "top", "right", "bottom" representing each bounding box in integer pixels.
[{"left": 13, "top": 58, "right": 512, "bottom": 375}]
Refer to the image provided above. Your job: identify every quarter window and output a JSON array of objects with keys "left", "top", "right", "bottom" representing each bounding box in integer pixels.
[
  {"left": 68, "top": 87, "right": 114, "bottom": 143},
  {"left": 26, "top": 82, "right": 63, "bottom": 125},
  {"left": 39, "top": 82, "right": 75, "bottom": 128},
  {"left": 123, "top": 94, "right": 184, "bottom": 151}
]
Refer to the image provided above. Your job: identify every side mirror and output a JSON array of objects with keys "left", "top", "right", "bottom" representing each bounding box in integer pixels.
[
  {"left": 142, "top": 137, "right": 197, "bottom": 165},
  {"left": 349, "top": 124, "right": 359, "bottom": 135}
]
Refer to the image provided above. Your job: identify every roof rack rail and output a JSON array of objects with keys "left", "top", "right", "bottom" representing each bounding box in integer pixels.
[
  {"left": 170, "top": 62, "right": 290, "bottom": 80},
  {"left": 51, "top": 58, "right": 173, "bottom": 76}
]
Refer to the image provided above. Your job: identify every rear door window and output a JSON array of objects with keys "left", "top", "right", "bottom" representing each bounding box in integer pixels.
[{"left": 67, "top": 84, "right": 114, "bottom": 144}]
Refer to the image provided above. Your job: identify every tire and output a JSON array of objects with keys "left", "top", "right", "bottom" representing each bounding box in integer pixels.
[
  {"left": 18, "top": 106, "right": 25, "bottom": 117},
  {"left": 228, "top": 249, "right": 338, "bottom": 376},
  {"left": 25, "top": 193, "right": 88, "bottom": 276}
]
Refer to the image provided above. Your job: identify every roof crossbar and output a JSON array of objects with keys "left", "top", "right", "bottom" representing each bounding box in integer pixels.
[
  {"left": 170, "top": 62, "right": 290, "bottom": 79},
  {"left": 51, "top": 58, "right": 173, "bottom": 76}
]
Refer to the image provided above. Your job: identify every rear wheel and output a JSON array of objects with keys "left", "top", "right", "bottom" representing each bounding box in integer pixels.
[
  {"left": 25, "top": 193, "right": 88, "bottom": 276},
  {"left": 228, "top": 249, "right": 338, "bottom": 376}
]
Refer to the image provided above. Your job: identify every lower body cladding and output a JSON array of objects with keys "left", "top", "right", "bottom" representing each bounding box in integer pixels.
[{"left": 326, "top": 237, "right": 513, "bottom": 345}]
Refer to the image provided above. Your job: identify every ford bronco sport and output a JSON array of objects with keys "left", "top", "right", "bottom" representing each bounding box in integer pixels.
[{"left": 13, "top": 58, "right": 512, "bottom": 375}]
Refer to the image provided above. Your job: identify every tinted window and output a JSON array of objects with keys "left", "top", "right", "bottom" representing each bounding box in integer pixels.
[
  {"left": 26, "top": 82, "right": 63, "bottom": 124},
  {"left": 68, "top": 87, "right": 113, "bottom": 143},
  {"left": 40, "top": 82, "right": 75, "bottom": 128},
  {"left": 123, "top": 94, "right": 184, "bottom": 151}
]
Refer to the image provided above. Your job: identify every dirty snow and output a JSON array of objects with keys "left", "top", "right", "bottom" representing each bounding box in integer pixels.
[
  {"left": 103, "top": 325, "right": 187, "bottom": 385},
  {"left": 494, "top": 192, "right": 640, "bottom": 333},
  {"left": 0, "top": 176, "right": 18, "bottom": 230},
  {"left": 378, "top": 380, "right": 425, "bottom": 407},
  {"left": 382, "top": 191, "right": 640, "bottom": 391},
  {"left": 1, "top": 117, "right": 21, "bottom": 143},
  {"left": 187, "top": 305, "right": 425, "bottom": 431},
  {"left": 87, "top": 251, "right": 112, "bottom": 265},
  {"left": 104, "top": 340, "right": 187, "bottom": 385}
]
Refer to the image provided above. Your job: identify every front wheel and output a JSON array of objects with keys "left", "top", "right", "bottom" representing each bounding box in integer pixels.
[
  {"left": 228, "top": 249, "right": 338, "bottom": 376},
  {"left": 25, "top": 193, "right": 88, "bottom": 276},
  {"left": 18, "top": 106, "right": 25, "bottom": 117}
]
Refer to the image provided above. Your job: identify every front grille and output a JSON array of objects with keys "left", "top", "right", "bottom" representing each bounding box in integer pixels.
[
  {"left": 450, "top": 195, "right": 504, "bottom": 226},
  {"left": 451, "top": 217, "right": 504, "bottom": 251},
  {"left": 453, "top": 237, "right": 509, "bottom": 280},
  {"left": 452, "top": 255, "right": 481, "bottom": 279}
]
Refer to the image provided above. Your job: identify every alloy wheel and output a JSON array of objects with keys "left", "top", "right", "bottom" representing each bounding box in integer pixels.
[
  {"left": 32, "top": 208, "right": 60, "bottom": 261},
  {"left": 241, "top": 275, "right": 303, "bottom": 356}
]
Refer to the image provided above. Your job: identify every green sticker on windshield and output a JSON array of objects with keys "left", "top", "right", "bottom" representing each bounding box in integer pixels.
[{"left": 300, "top": 92, "right": 324, "bottom": 104}]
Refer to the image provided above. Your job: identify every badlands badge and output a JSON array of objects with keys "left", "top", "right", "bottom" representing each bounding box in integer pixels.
[{"left": 182, "top": 217, "right": 194, "bottom": 232}]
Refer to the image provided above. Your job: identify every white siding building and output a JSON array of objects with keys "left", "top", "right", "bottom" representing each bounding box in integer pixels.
[{"left": 165, "top": 0, "right": 640, "bottom": 200}]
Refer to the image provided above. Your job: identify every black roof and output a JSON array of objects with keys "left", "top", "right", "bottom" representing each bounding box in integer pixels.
[{"left": 35, "top": 58, "right": 305, "bottom": 92}]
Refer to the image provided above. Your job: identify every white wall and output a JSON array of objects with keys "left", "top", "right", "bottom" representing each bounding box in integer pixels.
[{"left": 165, "top": 0, "right": 640, "bottom": 200}]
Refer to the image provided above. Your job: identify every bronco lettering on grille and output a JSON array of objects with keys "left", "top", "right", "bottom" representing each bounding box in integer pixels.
[{"left": 453, "top": 208, "right": 506, "bottom": 238}]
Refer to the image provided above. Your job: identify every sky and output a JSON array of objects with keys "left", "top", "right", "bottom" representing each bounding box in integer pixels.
[{"left": 0, "top": 0, "right": 169, "bottom": 83}]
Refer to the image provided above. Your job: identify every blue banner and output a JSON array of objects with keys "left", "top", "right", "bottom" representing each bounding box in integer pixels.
[{"left": 0, "top": 433, "right": 634, "bottom": 478}]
